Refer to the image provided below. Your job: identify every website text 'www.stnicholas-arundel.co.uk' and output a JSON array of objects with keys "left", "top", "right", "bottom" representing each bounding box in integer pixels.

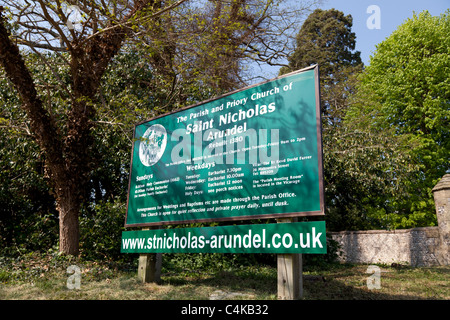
[{"left": 121, "top": 222, "right": 326, "bottom": 254}]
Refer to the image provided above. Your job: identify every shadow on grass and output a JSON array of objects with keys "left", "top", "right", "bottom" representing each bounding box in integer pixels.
[
  {"left": 161, "top": 268, "right": 278, "bottom": 299},
  {"left": 158, "top": 264, "right": 449, "bottom": 300}
]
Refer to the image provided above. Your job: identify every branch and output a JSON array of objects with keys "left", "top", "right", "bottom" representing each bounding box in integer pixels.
[
  {"left": 15, "top": 38, "right": 68, "bottom": 52},
  {"left": 94, "top": 120, "right": 125, "bottom": 126},
  {"left": 81, "top": 0, "right": 190, "bottom": 44},
  {"left": 36, "top": 0, "right": 73, "bottom": 50},
  {"left": 16, "top": 21, "right": 61, "bottom": 39},
  {"left": 0, "top": 124, "right": 32, "bottom": 136}
]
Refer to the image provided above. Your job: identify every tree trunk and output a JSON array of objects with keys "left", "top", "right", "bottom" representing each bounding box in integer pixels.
[{"left": 57, "top": 186, "right": 81, "bottom": 255}]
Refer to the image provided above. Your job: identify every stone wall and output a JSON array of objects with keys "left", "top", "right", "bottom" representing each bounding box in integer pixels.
[
  {"left": 328, "top": 174, "right": 450, "bottom": 267},
  {"left": 329, "top": 227, "right": 441, "bottom": 266}
]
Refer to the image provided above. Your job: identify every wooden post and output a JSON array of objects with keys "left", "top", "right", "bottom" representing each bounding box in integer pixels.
[
  {"left": 138, "top": 227, "right": 162, "bottom": 283},
  {"left": 138, "top": 253, "right": 162, "bottom": 283},
  {"left": 277, "top": 218, "right": 303, "bottom": 300}
]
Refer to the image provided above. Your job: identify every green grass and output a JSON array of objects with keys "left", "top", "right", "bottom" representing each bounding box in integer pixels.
[{"left": 0, "top": 253, "right": 448, "bottom": 300}]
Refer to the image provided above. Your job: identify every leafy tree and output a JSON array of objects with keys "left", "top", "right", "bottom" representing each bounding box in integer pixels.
[
  {"left": 347, "top": 10, "right": 450, "bottom": 228},
  {"left": 280, "top": 8, "right": 362, "bottom": 119},
  {"left": 0, "top": 53, "right": 59, "bottom": 252},
  {"left": 281, "top": 9, "right": 362, "bottom": 230},
  {"left": 0, "top": 0, "right": 163, "bottom": 255},
  {"left": 0, "top": 49, "right": 159, "bottom": 256},
  {"left": 280, "top": 8, "right": 361, "bottom": 72}
]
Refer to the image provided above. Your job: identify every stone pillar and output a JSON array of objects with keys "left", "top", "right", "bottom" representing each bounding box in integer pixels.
[{"left": 432, "top": 174, "right": 450, "bottom": 265}]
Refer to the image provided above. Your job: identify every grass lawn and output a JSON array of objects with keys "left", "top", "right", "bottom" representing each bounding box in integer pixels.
[{"left": 0, "top": 252, "right": 448, "bottom": 300}]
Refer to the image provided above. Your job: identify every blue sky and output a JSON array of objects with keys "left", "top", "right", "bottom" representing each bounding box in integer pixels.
[{"left": 321, "top": 0, "right": 449, "bottom": 65}]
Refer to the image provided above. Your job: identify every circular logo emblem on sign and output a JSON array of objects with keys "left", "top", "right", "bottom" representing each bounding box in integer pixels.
[{"left": 139, "top": 124, "right": 167, "bottom": 166}]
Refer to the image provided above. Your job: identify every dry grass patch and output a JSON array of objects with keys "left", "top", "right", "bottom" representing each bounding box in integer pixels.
[{"left": 1, "top": 253, "right": 449, "bottom": 300}]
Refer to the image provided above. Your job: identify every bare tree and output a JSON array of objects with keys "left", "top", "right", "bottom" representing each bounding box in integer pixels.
[{"left": 134, "top": 0, "right": 320, "bottom": 92}]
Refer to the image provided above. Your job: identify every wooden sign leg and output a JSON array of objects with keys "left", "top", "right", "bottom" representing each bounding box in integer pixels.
[
  {"left": 277, "top": 218, "right": 303, "bottom": 300},
  {"left": 277, "top": 252, "right": 303, "bottom": 299},
  {"left": 138, "top": 227, "right": 162, "bottom": 284},
  {"left": 138, "top": 253, "right": 162, "bottom": 284}
]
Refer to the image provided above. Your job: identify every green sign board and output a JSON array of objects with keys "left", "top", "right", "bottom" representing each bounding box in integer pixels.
[
  {"left": 125, "top": 66, "right": 324, "bottom": 227},
  {"left": 121, "top": 221, "right": 326, "bottom": 254}
]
